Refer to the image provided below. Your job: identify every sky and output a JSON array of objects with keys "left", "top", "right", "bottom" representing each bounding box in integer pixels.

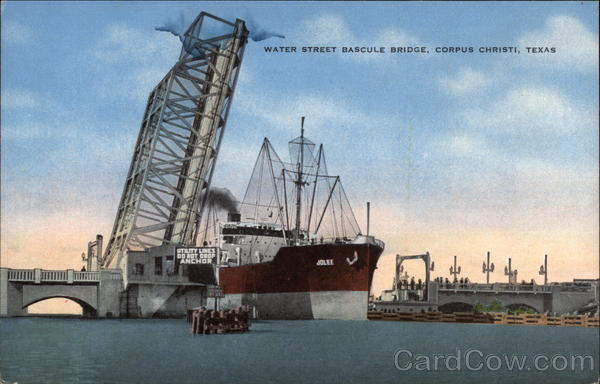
[{"left": 1, "top": 1, "right": 598, "bottom": 313}]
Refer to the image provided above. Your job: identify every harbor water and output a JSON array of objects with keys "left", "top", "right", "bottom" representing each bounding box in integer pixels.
[{"left": 0, "top": 318, "right": 598, "bottom": 384}]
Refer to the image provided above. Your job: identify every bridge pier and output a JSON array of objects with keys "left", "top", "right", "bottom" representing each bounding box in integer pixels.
[
  {"left": 97, "top": 270, "right": 122, "bottom": 317},
  {"left": 1, "top": 268, "right": 27, "bottom": 316},
  {"left": 550, "top": 285, "right": 598, "bottom": 314}
]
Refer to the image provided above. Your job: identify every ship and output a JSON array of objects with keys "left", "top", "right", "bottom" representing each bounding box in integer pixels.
[{"left": 200, "top": 117, "right": 384, "bottom": 320}]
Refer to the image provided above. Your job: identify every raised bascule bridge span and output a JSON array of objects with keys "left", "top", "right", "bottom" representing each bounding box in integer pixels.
[{"left": 1, "top": 12, "right": 249, "bottom": 318}]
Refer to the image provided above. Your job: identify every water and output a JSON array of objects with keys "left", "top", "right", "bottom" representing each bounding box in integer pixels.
[{"left": 0, "top": 318, "right": 598, "bottom": 384}]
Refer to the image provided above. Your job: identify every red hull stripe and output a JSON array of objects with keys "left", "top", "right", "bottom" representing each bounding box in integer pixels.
[{"left": 219, "top": 244, "right": 383, "bottom": 294}]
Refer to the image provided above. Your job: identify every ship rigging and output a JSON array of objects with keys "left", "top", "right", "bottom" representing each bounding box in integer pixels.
[{"left": 197, "top": 117, "right": 362, "bottom": 254}]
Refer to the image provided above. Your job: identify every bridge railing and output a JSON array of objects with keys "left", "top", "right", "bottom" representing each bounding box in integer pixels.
[
  {"left": 100, "top": 270, "right": 123, "bottom": 280},
  {"left": 41, "top": 270, "right": 68, "bottom": 281},
  {"left": 437, "top": 282, "right": 553, "bottom": 293},
  {"left": 555, "top": 285, "right": 593, "bottom": 293},
  {"left": 74, "top": 271, "right": 100, "bottom": 281},
  {"left": 7, "top": 269, "right": 35, "bottom": 281},
  {"left": 5, "top": 268, "right": 120, "bottom": 284}
]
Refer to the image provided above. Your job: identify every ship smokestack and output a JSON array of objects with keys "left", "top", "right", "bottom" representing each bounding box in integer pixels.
[{"left": 228, "top": 212, "right": 241, "bottom": 222}]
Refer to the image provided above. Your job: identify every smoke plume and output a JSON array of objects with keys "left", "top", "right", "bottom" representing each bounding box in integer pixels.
[
  {"left": 155, "top": 12, "right": 284, "bottom": 55},
  {"left": 201, "top": 187, "right": 239, "bottom": 214},
  {"left": 154, "top": 15, "right": 206, "bottom": 59},
  {"left": 245, "top": 17, "right": 285, "bottom": 41},
  {"left": 154, "top": 13, "right": 186, "bottom": 39}
]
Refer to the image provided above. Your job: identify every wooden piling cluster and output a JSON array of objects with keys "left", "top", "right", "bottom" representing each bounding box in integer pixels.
[
  {"left": 187, "top": 307, "right": 250, "bottom": 334},
  {"left": 368, "top": 311, "right": 600, "bottom": 328}
]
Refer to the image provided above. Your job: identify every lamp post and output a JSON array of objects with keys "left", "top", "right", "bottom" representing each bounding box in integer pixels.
[
  {"left": 504, "top": 258, "right": 518, "bottom": 284},
  {"left": 449, "top": 255, "right": 461, "bottom": 283},
  {"left": 80, "top": 252, "right": 88, "bottom": 271},
  {"left": 482, "top": 251, "right": 495, "bottom": 284},
  {"left": 538, "top": 254, "right": 548, "bottom": 285},
  {"left": 396, "top": 265, "right": 410, "bottom": 301}
]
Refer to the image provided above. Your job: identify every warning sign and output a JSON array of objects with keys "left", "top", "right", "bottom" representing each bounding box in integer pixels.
[
  {"left": 175, "top": 247, "right": 217, "bottom": 265},
  {"left": 207, "top": 285, "right": 224, "bottom": 298}
]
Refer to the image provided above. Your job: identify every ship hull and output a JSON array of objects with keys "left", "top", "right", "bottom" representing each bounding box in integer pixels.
[
  {"left": 219, "top": 243, "right": 383, "bottom": 320},
  {"left": 221, "top": 290, "right": 368, "bottom": 320}
]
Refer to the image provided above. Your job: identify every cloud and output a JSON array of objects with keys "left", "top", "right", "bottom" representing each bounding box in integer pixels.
[
  {"left": 1, "top": 89, "right": 43, "bottom": 109},
  {"left": 127, "top": 67, "right": 168, "bottom": 100},
  {"left": 300, "top": 14, "right": 352, "bottom": 45},
  {"left": 428, "top": 81, "right": 598, "bottom": 232},
  {"left": 0, "top": 89, "right": 80, "bottom": 140},
  {"left": 2, "top": 121, "right": 70, "bottom": 140},
  {"left": 214, "top": 85, "right": 392, "bottom": 200},
  {"left": 518, "top": 15, "right": 599, "bottom": 72},
  {"left": 414, "top": 154, "right": 597, "bottom": 233},
  {"left": 434, "top": 133, "right": 491, "bottom": 159},
  {"left": 461, "top": 86, "right": 597, "bottom": 136},
  {"left": 235, "top": 89, "right": 370, "bottom": 135},
  {"left": 424, "top": 104, "right": 599, "bottom": 230},
  {"left": 298, "top": 14, "right": 421, "bottom": 62},
  {"left": 439, "top": 67, "right": 492, "bottom": 96},
  {"left": 374, "top": 27, "right": 421, "bottom": 48},
  {"left": 219, "top": 141, "right": 260, "bottom": 167},
  {"left": 1, "top": 21, "right": 34, "bottom": 45},
  {"left": 90, "top": 23, "right": 180, "bottom": 102},
  {"left": 93, "top": 23, "right": 179, "bottom": 64}
]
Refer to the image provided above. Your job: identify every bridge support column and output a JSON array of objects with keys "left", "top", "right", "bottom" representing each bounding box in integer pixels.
[
  {"left": 428, "top": 282, "right": 439, "bottom": 306},
  {"left": 550, "top": 285, "right": 596, "bottom": 314},
  {"left": 97, "top": 270, "right": 122, "bottom": 317},
  {"left": 0, "top": 268, "right": 7, "bottom": 315},
  {"left": 0, "top": 268, "right": 26, "bottom": 317}
]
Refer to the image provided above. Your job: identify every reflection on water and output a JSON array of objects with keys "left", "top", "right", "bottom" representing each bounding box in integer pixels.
[{"left": 0, "top": 318, "right": 598, "bottom": 384}]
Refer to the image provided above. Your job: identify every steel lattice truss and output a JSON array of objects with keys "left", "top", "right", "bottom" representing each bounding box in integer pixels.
[{"left": 103, "top": 13, "right": 248, "bottom": 269}]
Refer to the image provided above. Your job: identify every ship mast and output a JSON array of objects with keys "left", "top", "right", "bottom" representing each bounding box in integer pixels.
[{"left": 294, "top": 117, "right": 305, "bottom": 244}]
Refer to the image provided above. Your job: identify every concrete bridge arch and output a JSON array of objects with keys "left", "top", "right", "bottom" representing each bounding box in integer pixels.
[
  {"left": 437, "top": 290, "right": 547, "bottom": 314},
  {"left": 21, "top": 284, "right": 99, "bottom": 316},
  {"left": 24, "top": 295, "right": 98, "bottom": 316}
]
